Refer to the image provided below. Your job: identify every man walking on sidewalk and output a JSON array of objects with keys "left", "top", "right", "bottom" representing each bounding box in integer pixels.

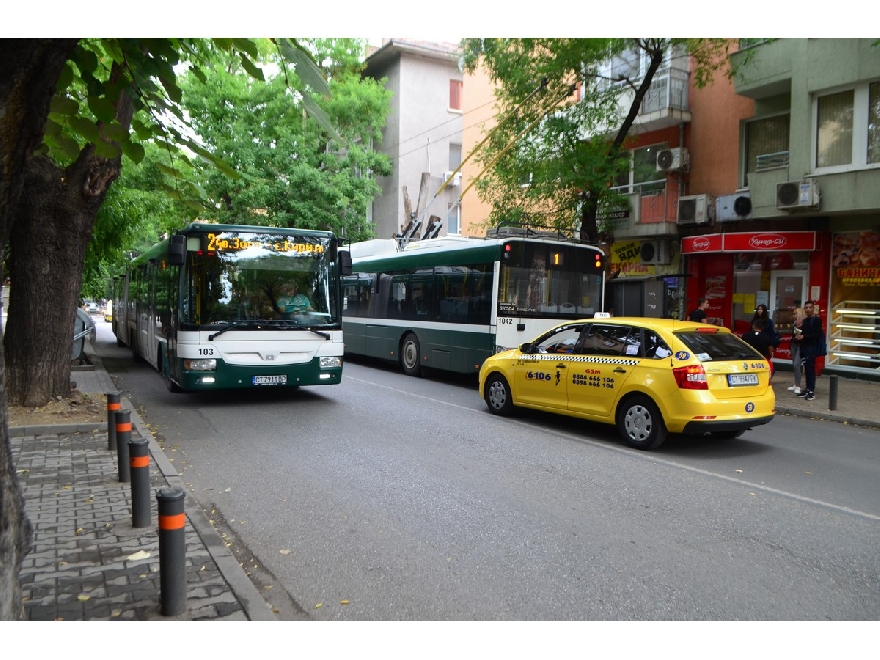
[{"left": 794, "top": 300, "right": 821, "bottom": 401}]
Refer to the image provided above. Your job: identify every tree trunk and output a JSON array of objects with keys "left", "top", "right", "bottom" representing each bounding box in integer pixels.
[
  {"left": 5, "top": 57, "right": 133, "bottom": 408},
  {"left": 5, "top": 155, "right": 101, "bottom": 405},
  {"left": 0, "top": 38, "right": 77, "bottom": 620}
]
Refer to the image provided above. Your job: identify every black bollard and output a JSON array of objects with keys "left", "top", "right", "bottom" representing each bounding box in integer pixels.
[
  {"left": 106, "top": 392, "right": 121, "bottom": 451},
  {"left": 115, "top": 409, "right": 132, "bottom": 483},
  {"left": 829, "top": 375, "right": 839, "bottom": 411},
  {"left": 129, "top": 438, "right": 151, "bottom": 528},
  {"left": 157, "top": 487, "right": 187, "bottom": 616}
]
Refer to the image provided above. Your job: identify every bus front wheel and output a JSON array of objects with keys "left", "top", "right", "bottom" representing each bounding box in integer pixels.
[{"left": 401, "top": 333, "right": 422, "bottom": 377}]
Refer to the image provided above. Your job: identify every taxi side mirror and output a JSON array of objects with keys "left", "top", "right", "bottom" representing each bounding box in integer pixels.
[{"left": 519, "top": 342, "right": 533, "bottom": 353}]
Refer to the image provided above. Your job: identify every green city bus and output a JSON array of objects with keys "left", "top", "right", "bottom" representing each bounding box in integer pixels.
[
  {"left": 342, "top": 235, "right": 606, "bottom": 376},
  {"left": 112, "top": 222, "right": 352, "bottom": 392}
]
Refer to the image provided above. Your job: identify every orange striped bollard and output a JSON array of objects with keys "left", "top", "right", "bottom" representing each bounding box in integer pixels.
[
  {"left": 115, "top": 409, "right": 132, "bottom": 483},
  {"left": 106, "top": 392, "right": 121, "bottom": 451},
  {"left": 129, "top": 438, "right": 150, "bottom": 528},
  {"left": 157, "top": 487, "right": 187, "bottom": 616}
]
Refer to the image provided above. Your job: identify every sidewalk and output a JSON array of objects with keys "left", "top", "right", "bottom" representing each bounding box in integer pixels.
[
  {"left": 9, "top": 341, "right": 880, "bottom": 621},
  {"left": 9, "top": 341, "right": 275, "bottom": 621},
  {"left": 770, "top": 368, "right": 880, "bottom": 431}
]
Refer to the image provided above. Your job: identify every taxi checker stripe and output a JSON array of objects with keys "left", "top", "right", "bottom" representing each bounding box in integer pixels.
[
  {"left": 159, "top": 512, "right": 186, "bottom": 531},
  {"left": 530, "top": 355, "right": 639, "bottom": 365}
]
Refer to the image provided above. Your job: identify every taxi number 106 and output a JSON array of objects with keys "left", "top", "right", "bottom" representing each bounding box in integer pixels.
[{"left": 573, "top": 373, "right": 614, "bottom": 389}]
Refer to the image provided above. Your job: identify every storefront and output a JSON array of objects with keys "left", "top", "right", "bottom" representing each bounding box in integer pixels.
[
  {"left": 827, "top": 231, "right": 880, "bottom": 373},
  {"left": 682, "top": 230, "right": 830, "bottom": 373}
]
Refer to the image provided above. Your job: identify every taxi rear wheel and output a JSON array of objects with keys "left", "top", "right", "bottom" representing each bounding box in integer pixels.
[
  {"left": 618, "top": 395, "right": 667, "bottom": 450},
  {"left": 484, "top": 374, "right": 514, "bottom": 416}
]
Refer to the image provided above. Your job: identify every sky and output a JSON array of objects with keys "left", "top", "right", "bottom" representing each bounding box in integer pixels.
[{"left": 9, "top": 2, "right": 874, "bottom": 38}]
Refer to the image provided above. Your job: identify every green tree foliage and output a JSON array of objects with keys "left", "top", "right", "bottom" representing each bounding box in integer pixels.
[
  {"left": 81, "top": 142, "right": 199, "bottom": 301},
  {"left": 179, "top": 38, "right": 392, "bottom": 241},
  {"left": 460, "top": 38, "right": 733, "bottom": 242}
]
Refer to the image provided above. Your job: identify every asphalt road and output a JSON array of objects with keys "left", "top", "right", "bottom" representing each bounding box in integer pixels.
[{"left": 94, "top": 320, "right": 880, "bottom": 621}]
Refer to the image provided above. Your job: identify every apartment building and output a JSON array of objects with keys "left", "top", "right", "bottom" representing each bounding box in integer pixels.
[{"left": 362, "top": 39, "right": 464, "bottom": 246}]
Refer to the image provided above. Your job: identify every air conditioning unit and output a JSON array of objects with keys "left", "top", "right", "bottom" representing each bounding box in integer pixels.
[
  {"left": 656, "top": 147, "right": 689, "bottom": 172},
  {"left": 443, "top": 171, "right": 462, "bottom": 187},
  {"left": 639, "top": 239, "right": 672, "bottom": 266},
  {"left": 776, "top": 180, "right": 820, "bottom": 211},
  {"left": 677, "top": 194, "right": 714, "bottom": 224},
  {"left": 716, "top": 192, "right": 752, "bottom": 222}
]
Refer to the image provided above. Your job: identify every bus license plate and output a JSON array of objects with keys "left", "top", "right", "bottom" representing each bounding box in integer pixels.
[
  {"left": 728, "top": 373, "right": 758, "bottom": 386},
  {"left": 253, "top": 375, "right": 287, "bottom": 386}
]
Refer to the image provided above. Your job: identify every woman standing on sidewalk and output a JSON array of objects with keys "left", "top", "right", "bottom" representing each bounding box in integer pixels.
[{"left": 788, "top": 304, "right": 805, "bottom": 395}]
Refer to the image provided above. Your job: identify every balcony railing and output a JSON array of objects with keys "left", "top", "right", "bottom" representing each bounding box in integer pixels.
[{"left": 640, "top": 68, "right": 690, "bottom": 114}]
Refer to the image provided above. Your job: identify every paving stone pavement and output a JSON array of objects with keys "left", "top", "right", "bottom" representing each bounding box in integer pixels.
[{"left": 9, "top": 341, "right": 275, "bottom": 621}]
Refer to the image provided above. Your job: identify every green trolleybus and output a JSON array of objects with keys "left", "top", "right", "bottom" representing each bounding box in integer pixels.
[
  {"left": 342, "top": 235, "right": 606, "bottom": 376},
  {"left": 113, "top": 223, "right": 352, "bottom": 392}
]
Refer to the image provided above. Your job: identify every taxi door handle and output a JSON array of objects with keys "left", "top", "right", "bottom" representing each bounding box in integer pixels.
[
  {"left": 613, "top": 367, "right": 627, "bottom": 374},
  {"left": 556, "top": 363, "right": 567, "bottom": 368}
]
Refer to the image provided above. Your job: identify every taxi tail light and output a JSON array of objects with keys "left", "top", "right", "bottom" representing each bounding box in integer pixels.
[{"left": 673, "top": 364, "right": 708, "bottom": 390}]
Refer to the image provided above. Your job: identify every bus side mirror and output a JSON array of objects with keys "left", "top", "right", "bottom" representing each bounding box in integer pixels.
[
  {"left": 168, "top": 235, "right": 186, "bottom": 266},
  {"left": 339, "top": 250, "right": 352, "bottom": 276}
]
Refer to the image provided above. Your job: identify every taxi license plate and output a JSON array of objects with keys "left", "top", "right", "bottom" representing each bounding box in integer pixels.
[
  {"left": 728, "top": 373, "right": 758, "bottom": 386},
  {"left": 253, "top": 375, "right": 287, "bottom": 386}
]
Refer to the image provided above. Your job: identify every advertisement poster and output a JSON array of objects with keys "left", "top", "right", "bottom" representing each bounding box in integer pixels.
[
  {"left": 832, "top": 231, "right": 880, "bottom": 294},
  {"left": 609, "top": 240, "right": 681, "bottom": 278}
]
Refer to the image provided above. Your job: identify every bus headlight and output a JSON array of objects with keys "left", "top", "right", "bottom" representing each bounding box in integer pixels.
[
  {"left": 320, "top": 356, "right": 342, "bottom": 369},
  {"left": 183, "top": 358, "right": 217, "bottom": 371}
]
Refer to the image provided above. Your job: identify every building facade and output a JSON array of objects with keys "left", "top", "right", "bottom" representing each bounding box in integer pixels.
[
  {"left": 685, "top": 38, "right": 880, "bottom": 378},
  {"left": 362, "top": 40, "right": 464, "bottom": 247}
]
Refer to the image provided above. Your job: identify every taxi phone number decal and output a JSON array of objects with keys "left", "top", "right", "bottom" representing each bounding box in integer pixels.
[{"left": 573, "top": 373, "right": 614, "bottom": 389}]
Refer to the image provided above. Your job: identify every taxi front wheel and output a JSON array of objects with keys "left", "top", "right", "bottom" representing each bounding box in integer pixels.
[
  {"left": 484, "top": 374, "right": 514, "bottom": 416},
  {"left": 618, "top": 395, "right": 667, "bottom": 450}
]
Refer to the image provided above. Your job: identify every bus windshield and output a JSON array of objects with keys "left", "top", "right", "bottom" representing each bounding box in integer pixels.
[{"left": 180, "top": 231, "right": 337, "bottom": 328}]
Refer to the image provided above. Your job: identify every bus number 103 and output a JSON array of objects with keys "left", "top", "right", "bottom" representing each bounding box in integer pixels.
[{"left": 199, "top": 348, "right": 215, "bottom": 356}]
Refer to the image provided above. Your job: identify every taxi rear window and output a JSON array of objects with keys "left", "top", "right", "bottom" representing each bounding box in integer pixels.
[{"left": 675, "top": 330, "right": 764, "bottom": 362}]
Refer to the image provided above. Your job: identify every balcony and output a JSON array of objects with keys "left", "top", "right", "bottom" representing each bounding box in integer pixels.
[
  {"left": 602, "top": 187, "right": 679, "bottom": 239},
  {"left": 731, "top": 40, "right": 793, "bottom": 100},
  {"left": 635, "top": 68, "right": 692, "bottom": 131}
]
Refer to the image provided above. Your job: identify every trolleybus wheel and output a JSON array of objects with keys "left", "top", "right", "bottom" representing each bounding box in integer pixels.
[{"left": 401, "top": 332, "right": 422, "bottom": 376}]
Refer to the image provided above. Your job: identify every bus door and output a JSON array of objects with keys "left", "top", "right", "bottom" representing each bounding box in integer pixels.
[
  {"left": 364, "top": 273, "right": 396, "bottom": 360},
  {"left": 565, "top": 322, "right": 640, "bottom": 418},
  {"left": 513, "top": 323, "right": 583, "bottom": 410}
]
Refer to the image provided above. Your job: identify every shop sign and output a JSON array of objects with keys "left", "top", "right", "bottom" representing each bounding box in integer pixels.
[
  {"left": 681, "top": 234, "right": 723, "bottom": 253},
  {"left": 723, "top": 231, "right": 816, "bottom": 252},
  {"left": 681, "top": 231, "right": 816, "bottom": 254}
]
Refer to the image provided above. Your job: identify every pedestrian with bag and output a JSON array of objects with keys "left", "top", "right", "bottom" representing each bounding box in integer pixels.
[
  {"left": 742, "top": 318, "right": 776, "bottom": 377},
  {"left": 794, "top": 300, "right": 822, "bottom": 401},
  {"left": 788, "top": 304, "right": 805, "bottom": 394},
  {"left": 751, "top": 304, "right": 779, "bottom": 348}
]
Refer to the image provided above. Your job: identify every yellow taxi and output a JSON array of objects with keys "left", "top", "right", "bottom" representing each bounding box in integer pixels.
[{"left": 479, "top": 316, "right": 776, "bottom": 450}]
